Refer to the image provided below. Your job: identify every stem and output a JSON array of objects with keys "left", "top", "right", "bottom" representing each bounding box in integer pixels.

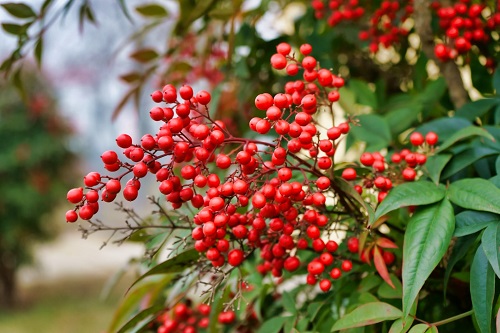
[{"left": 432, "top": 310, "right": 474, "bottom": 327}]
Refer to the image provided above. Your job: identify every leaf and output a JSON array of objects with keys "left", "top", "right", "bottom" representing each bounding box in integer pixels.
[
  {"left": 350, "top": 114, "right": 391, "bottom": 151},
  {"left": 454, "top": 210, "right": 499, "bottom": 237},
  {"left": 282, "top": 292, "right": 297, "bottom": 315},
  {"left": 494, "top": 65, "right": 500, "bottom": 93},
  {"left": 455, "top": 99, "right": 499, "bottom": 121},
  {"left": 1, "top": 2, "right": 36, "bottom": 18},
  {"left": 374, "top": 246, "right": 395, "bottom": 288},
  {"left": 496, "top": 156, "right": 500, "bottom": 175},
  {"left": 370, "top": 181, "right": 446, "bottom": 226},
  {"left": 481, "top": 223, "right": 500, "bottom": 279},
  {"left": 116, "top": 304, "right": 164, "bottom": 333},
  {"left": 425, "top": 154, "right": 452, "bottom": 185},
  {"left": 388, "top": 299, "right": 417, "bottom": 333},
  {"left": 448, "top": 178, "right": 500, "bottom": 214},
  {"left": 135, "top": 3, "right": 168, "bottom": 17},
  {"left": 334, "top": 177, "right": 375, "bottom": 223},
  {"left": 437, "top": 126, "right": 495, "bottom": 152},
  {"left": 443, "top": 233, "right": 478, "bottom": 296},
  {"left": 129, "top": 249, "right": 199, "bottom": 290},
  {"left": 470, "top": 245, "right": 495, "bottom": 333},
  {"left": 385, "top": 105, "right": 422, "bottom": 136},
  {"left": 349, "top": 79, "right": 378, "bottom": 109},
  {"left": 119, "top": 72, "right": 142, "bottom": 83},
  {"left": 376, "top": 238, "right": 398, "bottom": 249},
  {"left": 34, "top": 37, "right": 43, "bottom": 68},
  {"left": 108, "top": 276, "right": 173, "bottom": 332},
  {"left": 330, "top": 302, "right": 403, "bottom": 331},
  {"left": 130, "top": 48, "right": 159, "bottom": 63},
  {"left": 2, "top": 23, "right": 23, "bottom": 35},
  {"left": 425, "top": 326, "right": 438, "bottom": 333},
  {"left": 408, "top": 324, "right": 430, "bottom": 333},
  {"left": 378, "top": 274, "right": 403, "bottom": 299},
  {"left": 441, "top": 146, "right": 499, "bottom": 179},
  {"left": 402, "top": 199, "right": 455, "bottom": 318},
  {"left": 257, "top": 316, "right": 290, "bottom": 333}
]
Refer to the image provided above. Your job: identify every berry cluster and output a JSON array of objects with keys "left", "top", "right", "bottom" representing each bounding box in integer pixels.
[
  {"left": 311, "top": 0, "right": 365, "bottom": 27},
  {"left": 66, "top": 43, "right": 420, "bottom": 297},
  {"left": 155, "top": 302, "right": 235, "bottom": 333},
  {"left": 432, "top": 1, "right": 500, "bottom": 66},
  {"left": 341, "top": 131, "right": 438, "bottom": 203},
  {"left": 311, "top": 0, "right": 412, "bottom": 53}
]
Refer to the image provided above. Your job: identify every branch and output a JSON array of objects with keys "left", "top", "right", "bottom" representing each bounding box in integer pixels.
[{"left": 413, "top": 0, "right": 469, "bottom": 109}]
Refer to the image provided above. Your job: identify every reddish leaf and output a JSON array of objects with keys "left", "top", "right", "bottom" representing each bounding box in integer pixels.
[
  {"left": 374, "top": 246, "right": 395, "bottom": 288},
  {"left": 376, "top": 237, "right": 398, "bottom": 249}
]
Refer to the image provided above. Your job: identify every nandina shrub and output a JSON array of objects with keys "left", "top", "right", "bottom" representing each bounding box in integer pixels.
[{"left": 2, "top": 0, "right": 500, "bottom": 332}]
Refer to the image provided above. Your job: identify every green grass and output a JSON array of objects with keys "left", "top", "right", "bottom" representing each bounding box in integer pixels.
[{"left": 0, "top": 277, "right": 128, "bottom": 333}]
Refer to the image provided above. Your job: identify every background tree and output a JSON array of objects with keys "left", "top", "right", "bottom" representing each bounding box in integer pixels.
[{"left": 0, "top": 72, "right": 75, "bottom": 308}]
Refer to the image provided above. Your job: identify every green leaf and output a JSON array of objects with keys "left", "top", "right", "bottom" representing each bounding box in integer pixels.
[
  {"left": 437, "top": 126, "right": 495, "bottom": 152},
  {"left": 494, "top": 65, "right": 500, "bottom": 93},
  {"left": 496, "top": 155, "right": 500, "bottom": 175},
  {"left": 441, "top": 146, "right": 499, "bottom": 179},
  {"left": 349, "top": 79, "right": 378, "bottom": 109},
  {"left": 116, "top": 304, "right": 164, "bottom": 333},
  {"left": 334, "top": 177, "right": 375, "bottom": 224},
  {"left": 119, "top": 72, "right": 142, "bottom": 83},
  {"left": 481, "top": 223, "right": 500, "bottom": 279},
  {"left": 282, "top": 292, "right": 298, "bottom": 315},
  {"left": 455, "top": 99, "right": 499, "bottom": 121},
  {"left": 425, "top": 326, "right": 438, "bottom": 333},
  {"left": 371, "top": 181, "right": 446, "bottom": 225},
  {"left": 377, "top": 274, "right": 402, "bottom": 299},
  {"left": 385, "top": 105, "right": 421, "bottom": 136},
  {"left": 402, "top": 199, "right": 455, "bottom": 318},
  {"left": 135, "top": 3, "right": 168, "bottom": 17},
  {"left": 470, "top": 245, "right": 495, "bottom": 333},
  {"left": 257, "top": 316, "right": 290, "bottom": 333},
  {"left": 350, "top": 114, "right": 391, "bottom": 151},
  {"left": 388, "top": 299, "right": 417, "bottom": 333},
  {"left": 454, "top": 210, "right": 499, "bottom": 237},
  {"left": 444, "top": 233, "right": 478, "bottom": 296},
  {"left": 2, "top": 23, "right": 23, "bottom": 35},
  {"left": 425, "top": 154, "right": 452, "bottom": 185},
  {"left": 130, "top": 48, "right": 159, "bottom": 63},
  {"left": 129, "top": 248, "right": 199, "bottom": 289},
  {"left": 34, "top": 37, "right": 43, "bottom": 68},
  {"left": 1, "top": 2, "right": 36, "bottom": 18},
  {"left": 407, "top": 324, "right": 430, "bottom": 333},
  {"left": 331, "top": 302, "right": 402, "bottom": 331},
  {"left": 108, "top": 276, "right": 173, "bottom": 332},
  {"left": 448, "top": 178, "right": 500, "bottom": 214}
]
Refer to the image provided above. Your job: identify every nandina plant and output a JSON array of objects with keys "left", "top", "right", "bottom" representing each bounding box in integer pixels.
[{"left": 2, "top": 0, "right": 500, "bottom": 332}]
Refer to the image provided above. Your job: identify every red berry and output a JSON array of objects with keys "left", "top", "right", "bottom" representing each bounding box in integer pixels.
[
  {"left": 341, "top": 260, "right": 353, "bottom": 272},
  {"left": 341, "top": 168, "right": 357, "bottom": 180},
  {"left": 425, "top": 131, "right": 438, "bottom": 145},
  {"left": 271, "top": 53, "right": 287, "bottom": 70},
  {"left": 409, "top": 132, "right": 424, "bottom": 146},
  {"left": 228, "top": 249, "right": 244, "bottom": 266},
  {"left": 276, "top": 42, "right": 291, "bottom": 55},
  {"left": 65, "top": 210, "right": 78, "bottom": 223},
  {"left": 196, "top": 90, "right": 211, "bottom": 105},
  {"left": 284, "top": 256, "right": 300, "bottom": 271},
  {"left": 67, "top": 187, "right": 84, "bottom": 203},
  {"left": 330, "top": 267, "right": 342, "bottom": 279},
  {"left": 347, "top": 237, "right": 359, "bottom": 253},
  {"left": 319, "top": 279, "right": 332, "bottom": 292}
]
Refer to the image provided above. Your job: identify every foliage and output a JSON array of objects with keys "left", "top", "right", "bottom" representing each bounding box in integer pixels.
[{"left": 2, "top": 0, "right": 500, "bottom": 332}]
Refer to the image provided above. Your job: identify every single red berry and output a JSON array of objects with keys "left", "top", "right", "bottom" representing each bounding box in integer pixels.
[
  {"left": 284, "top": 256, "right": 300, "bottom": 271},
  {"left": 271, "top": 53, "right": 287, "bottom": 70},
  {"left": 341, "top": 260, "right": 353, "bottom": 272},
  {"left": 409, "top": 132, "right": 424, "bottom": 146},
  {"left": 402, "top": 167, "right": 416, "bottom": 181},
  {"left": 425, "top": 131, "right": 438, "bottom": 145},
  {"left": 319, "top": 279, "right": 332, "bottom": 292},
  {"left": 330, "top": 267, "right": 342, "bottom": 279},
  {"left": 196, "top": 90, "right": 211, "bottom": 105},
  {"left": 228, "top": 249, "right": 245, "bottom": 266},
  {"left": 347, "top": 237, "right": 359, "bottom": 253},
  {"left": 341, "top": 168, "right": 357, "bottom": 180},
  {"left": 65, "top": 210, "right": 78, "bottom": 223},
  {"left": 67, "top": 187, "right": 84, "bottom": 204}
]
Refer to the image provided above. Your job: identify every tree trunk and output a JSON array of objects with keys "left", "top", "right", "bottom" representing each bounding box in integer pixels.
[{"left": 0, "top": 251, "right": 17, "bottom": 309}]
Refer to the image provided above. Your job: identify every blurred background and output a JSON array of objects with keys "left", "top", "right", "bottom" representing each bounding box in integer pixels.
[{"left": 0, "top": 0, "right": 294, "bottom": 331}]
